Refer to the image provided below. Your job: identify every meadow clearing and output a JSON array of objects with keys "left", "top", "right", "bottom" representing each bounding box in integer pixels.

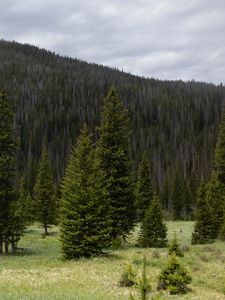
[{"left": 0, "top": 221, "right": 224, "bottom": 300}]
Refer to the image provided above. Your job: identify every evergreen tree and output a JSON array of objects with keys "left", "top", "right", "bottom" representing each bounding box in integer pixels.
[
  {"left": 18, "top": 176, "right": 34, "bottom": 226},
  {"left": 60, "top": 125, "right": 111, "bottom": 259},
  {"left": 171, "top": 171, "right": 185, "bottom": 220},
  {"left": 214, "top": 110, "right": 225, "bottom": 184},
  {"left": 171, "top": 172, "right": 191, "bottom": 220},
  {"left": 135, "top": 151, "right": 153, "bottom": 221},
  {"left": 0, "top": 89, "right": 23, "bottom": 254},
  {"left": 97, "top": 88, "right": 135, "bottom": 239},
  {"left": 138, "top": 194, "right": 167, "bottom": 248},
  {"left": 157, "top": 254, "right": 192, "bottom": 294},
  {"left": 161, "top": 174, "right": 170, "bottom": 211},
  {"left": 191, "top": 183, "right": 214, "bottom": 244},
  {"left": 206, "top": 173, "right": 225, "bottom": 237},
  {"left": 168, "top": 233, "right": 183, "bottom": 257},
  {"left": 33, "top": 148, "right": 55, "bottom": 235}
]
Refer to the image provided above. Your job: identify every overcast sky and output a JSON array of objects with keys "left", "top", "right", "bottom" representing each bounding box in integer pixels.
[{"left": 1, "top": 0, "right": 225, "bottom": 84}]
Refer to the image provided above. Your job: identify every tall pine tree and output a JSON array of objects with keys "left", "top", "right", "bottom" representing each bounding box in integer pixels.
[
  {"left": 0, "top": 89, "right": 23, "bottom": 254},
  {"left": 33, "top": 148, "right": 55, "bottom": 235},
  {"left": 191, "top": 183, "right": 214, "bottom": 244},
  {"left": 205, "top": 173, "right": 225, "bottom": 237},
  {"left": 135, "top": 151, "right": 153, "bottom": 221},
  {"left": 97, "top": 88, "right": 135, "bottom": 239},
  {"left": 60, "top": 125, "right": 111, "bottom": 259}
]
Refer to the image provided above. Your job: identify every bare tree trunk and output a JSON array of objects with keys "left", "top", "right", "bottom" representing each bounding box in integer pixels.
[
  {"left": 0, "top": 235, "right": 3, "bottom": 254},
  {"left": 5, "top": 239, "right": 9, "bottom": 255},
  {"left": 44, "top": 224, "right": 48, "bottom": 236}
]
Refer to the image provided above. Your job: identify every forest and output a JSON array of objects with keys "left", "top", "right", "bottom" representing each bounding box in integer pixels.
[
  {"left": 0, "top": 40, "right": 225, "bottom": 214},
  {"left": 0, "top": 40, "right": 225, "bottom": 299}
]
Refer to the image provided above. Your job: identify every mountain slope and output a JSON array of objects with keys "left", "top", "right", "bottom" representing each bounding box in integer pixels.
[{"left": 0, "top": 39, "right": 224, "bottom": 205}]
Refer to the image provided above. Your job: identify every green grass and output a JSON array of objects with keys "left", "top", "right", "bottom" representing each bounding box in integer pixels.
[{"left": 0, "top": 222, "right": 224, "bottom": 299}]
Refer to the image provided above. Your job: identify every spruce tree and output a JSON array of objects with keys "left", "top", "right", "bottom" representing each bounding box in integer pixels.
[
  {"left": 191, "top": 183, "right": 214, "bottom": 244},
  {"left": 138, "top": 194, "right": 167, "bottom": 248},
  {"left": 33, "top": 148, "right": 55, "bottom": 235},
  {"left": 0, "top": 89, "right": 24, "bottom": 254},
  {"left": 97, "top": 88, "right": 135, "bottom": 239},
  {"left": 135, "top": 151, "right": 153, "bottom": 221},
  {"left": 157, "top": 254, "right": 192, "bottom": 294},
  {"left": 60, "top": 125, "right": 111, "bottom": 259},
  {"left": 211, "top": 109, "right": 225, "bottom": 233},
  {"left": 18, "top": 176, "right": 34, "bottom": 226},
  {"left": 171, "top": 171, "right": 185, "bottom": 220},
  {"left": 214, "top": 110, "right": 225, "bottom": 183},
  {"left": 168, "top": 233, "right": 183, "bottom": 257},
  {"left": 206, "top": 173, "right": 225, "bottom": 237}
]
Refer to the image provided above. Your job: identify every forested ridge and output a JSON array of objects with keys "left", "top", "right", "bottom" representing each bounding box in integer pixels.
[{"left": 0, "top": 39, "right": 225, "bottom": 209}]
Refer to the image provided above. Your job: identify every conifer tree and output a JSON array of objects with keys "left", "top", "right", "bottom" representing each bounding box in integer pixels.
[
  {"left": 97, "top": 88, "right": 135, "bottom": 239},
  {"left": 206, "top": 173, "right": 225, "bottom": 237},
  {"left": 211, "top": 109, "right": 225, "bottom": 233},
  {"left": 138, "top": 194, "right": 167, "bottom": 248},
  {"left": 33, "top": 148, "right": 55, "bottom": 235},
  {"left": 161, "top": 174, "right": 170, "bottom": 211},
  {"left": 135, "top": 151, "right": 153, "bottom": 221},
  {"left": 214, "top": 110, "right": 225, "bottom": 184},
  {"left": 60, "top": 125, "right": 111, "bottom": 259},
  {"left": 168, "top": 233, "right": 183, "bottom": 257},
  {"left": 171, "top": 171, "right": 184, "bottom": 220},
  {"left": 191, "top": 183, "right": 214, "bottom": 244},
  {"left": 157, "top": 254, "right": 192, "bottom": 294},
  {"left": 18, "top": 176, "right": 34, "bottom": 226},
  {"left": 0, "top": 89, "right": 23, "bottom": 254}
]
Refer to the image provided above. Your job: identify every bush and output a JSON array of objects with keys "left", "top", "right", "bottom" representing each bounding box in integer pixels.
[
  {"left": 119, "top": 263, "right": 137, "bottom": 287},
  {"left": 168, "top": 233, "right": 184, "bottom": 257},
  {"left": 157, "top": 254, "right": 192, "bottom": 294}
]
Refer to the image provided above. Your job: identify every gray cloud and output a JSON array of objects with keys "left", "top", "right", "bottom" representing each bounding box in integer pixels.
[{"left": 1, "top": 0, "right": 225, "bottom": 83}]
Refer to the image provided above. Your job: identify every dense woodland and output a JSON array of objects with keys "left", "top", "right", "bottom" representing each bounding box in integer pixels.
[{"left": 1, "top": 39, "right": 225, "bottom": 215}]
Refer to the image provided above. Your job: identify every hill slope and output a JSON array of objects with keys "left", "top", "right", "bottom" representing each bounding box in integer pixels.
[{"left": 0, "top": 39, "right": 224, "bottom": 208}]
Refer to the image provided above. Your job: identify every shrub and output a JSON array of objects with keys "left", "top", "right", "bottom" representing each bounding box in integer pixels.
[
  {"left": 119, "top": 263, "right": 137, "bottom": 287},
  {"left": 157, "top": 254, "right": 192, "bottom": 294},
  {"left": 168, "top": 233, "right": 184, "bottom": 257}
]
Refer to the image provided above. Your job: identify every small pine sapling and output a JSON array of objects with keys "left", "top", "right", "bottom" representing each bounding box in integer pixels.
[
  {"left": 157, "top": 254, "right": 192, "bottom": 294},
  {"left": 168, "top": 233, "right": 184, "bottom": 257},
  {"left": 119, "top": 262, "right": 137, "bottom": 287}
]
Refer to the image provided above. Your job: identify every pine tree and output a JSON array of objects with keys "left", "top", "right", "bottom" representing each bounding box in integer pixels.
[
  {"left": 60, "top": 125, "right": 111, "bottom": 259},
  {"left": 138, "top": 194, "right": 167, "bottom": 248},
  {"left": 0, "top": 89, "right": 23, "bottom": 254},
  {"left": 206, "top": 173, "right": 225, "bottom": 237},
  {"left": 212, "top": 109, "right": 225, "bottom": 233},
  {"left": 191, "top": 183, "right": 215, "bottom": 244},
  {"left": 33, "top": 148, "right": 55, "bottom": 235},
  {"left": 168, "top": 233, "right": 183, "bottom": 257},
  {"left": 161, "top": 174, "right": 170, "bottom": 211},
  {"left": 135, "top": 151, "right": 153, "bottom": 221},
  {"left": 157, "top": 254, "right": 192, "bottom": 294},
  {"left": 97, "top": 88, "right": 135, "bottom": 239},
  {"left": 18, "top": 176, "right": 34, "bottom": 226},
  {"left": 214, "top": 110, "right": 225, "bottom": 184},
  {"left": 171, "top": 171, "right": 185, "bottom": 220}
]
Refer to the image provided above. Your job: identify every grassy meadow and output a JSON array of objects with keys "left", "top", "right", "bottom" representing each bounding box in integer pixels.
[{"left": 0, "top": 222, "right": 224, "bottom": 299}]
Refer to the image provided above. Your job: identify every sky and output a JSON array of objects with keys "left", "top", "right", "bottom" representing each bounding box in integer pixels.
[{"left": 1, "top": 0, "right": 225, "bottom": 84}]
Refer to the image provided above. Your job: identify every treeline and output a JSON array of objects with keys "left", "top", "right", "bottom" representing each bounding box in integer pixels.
[{"left": 1, "top": 39, "right": 225, "bottom": 215}]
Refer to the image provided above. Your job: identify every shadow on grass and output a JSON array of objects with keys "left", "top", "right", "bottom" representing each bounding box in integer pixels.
[
  {"left": 100, "top": 252, "right": 123, "bottom": 261},
  {"left": 11, "top": 248, "right": 36, "bottom": 256}
]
